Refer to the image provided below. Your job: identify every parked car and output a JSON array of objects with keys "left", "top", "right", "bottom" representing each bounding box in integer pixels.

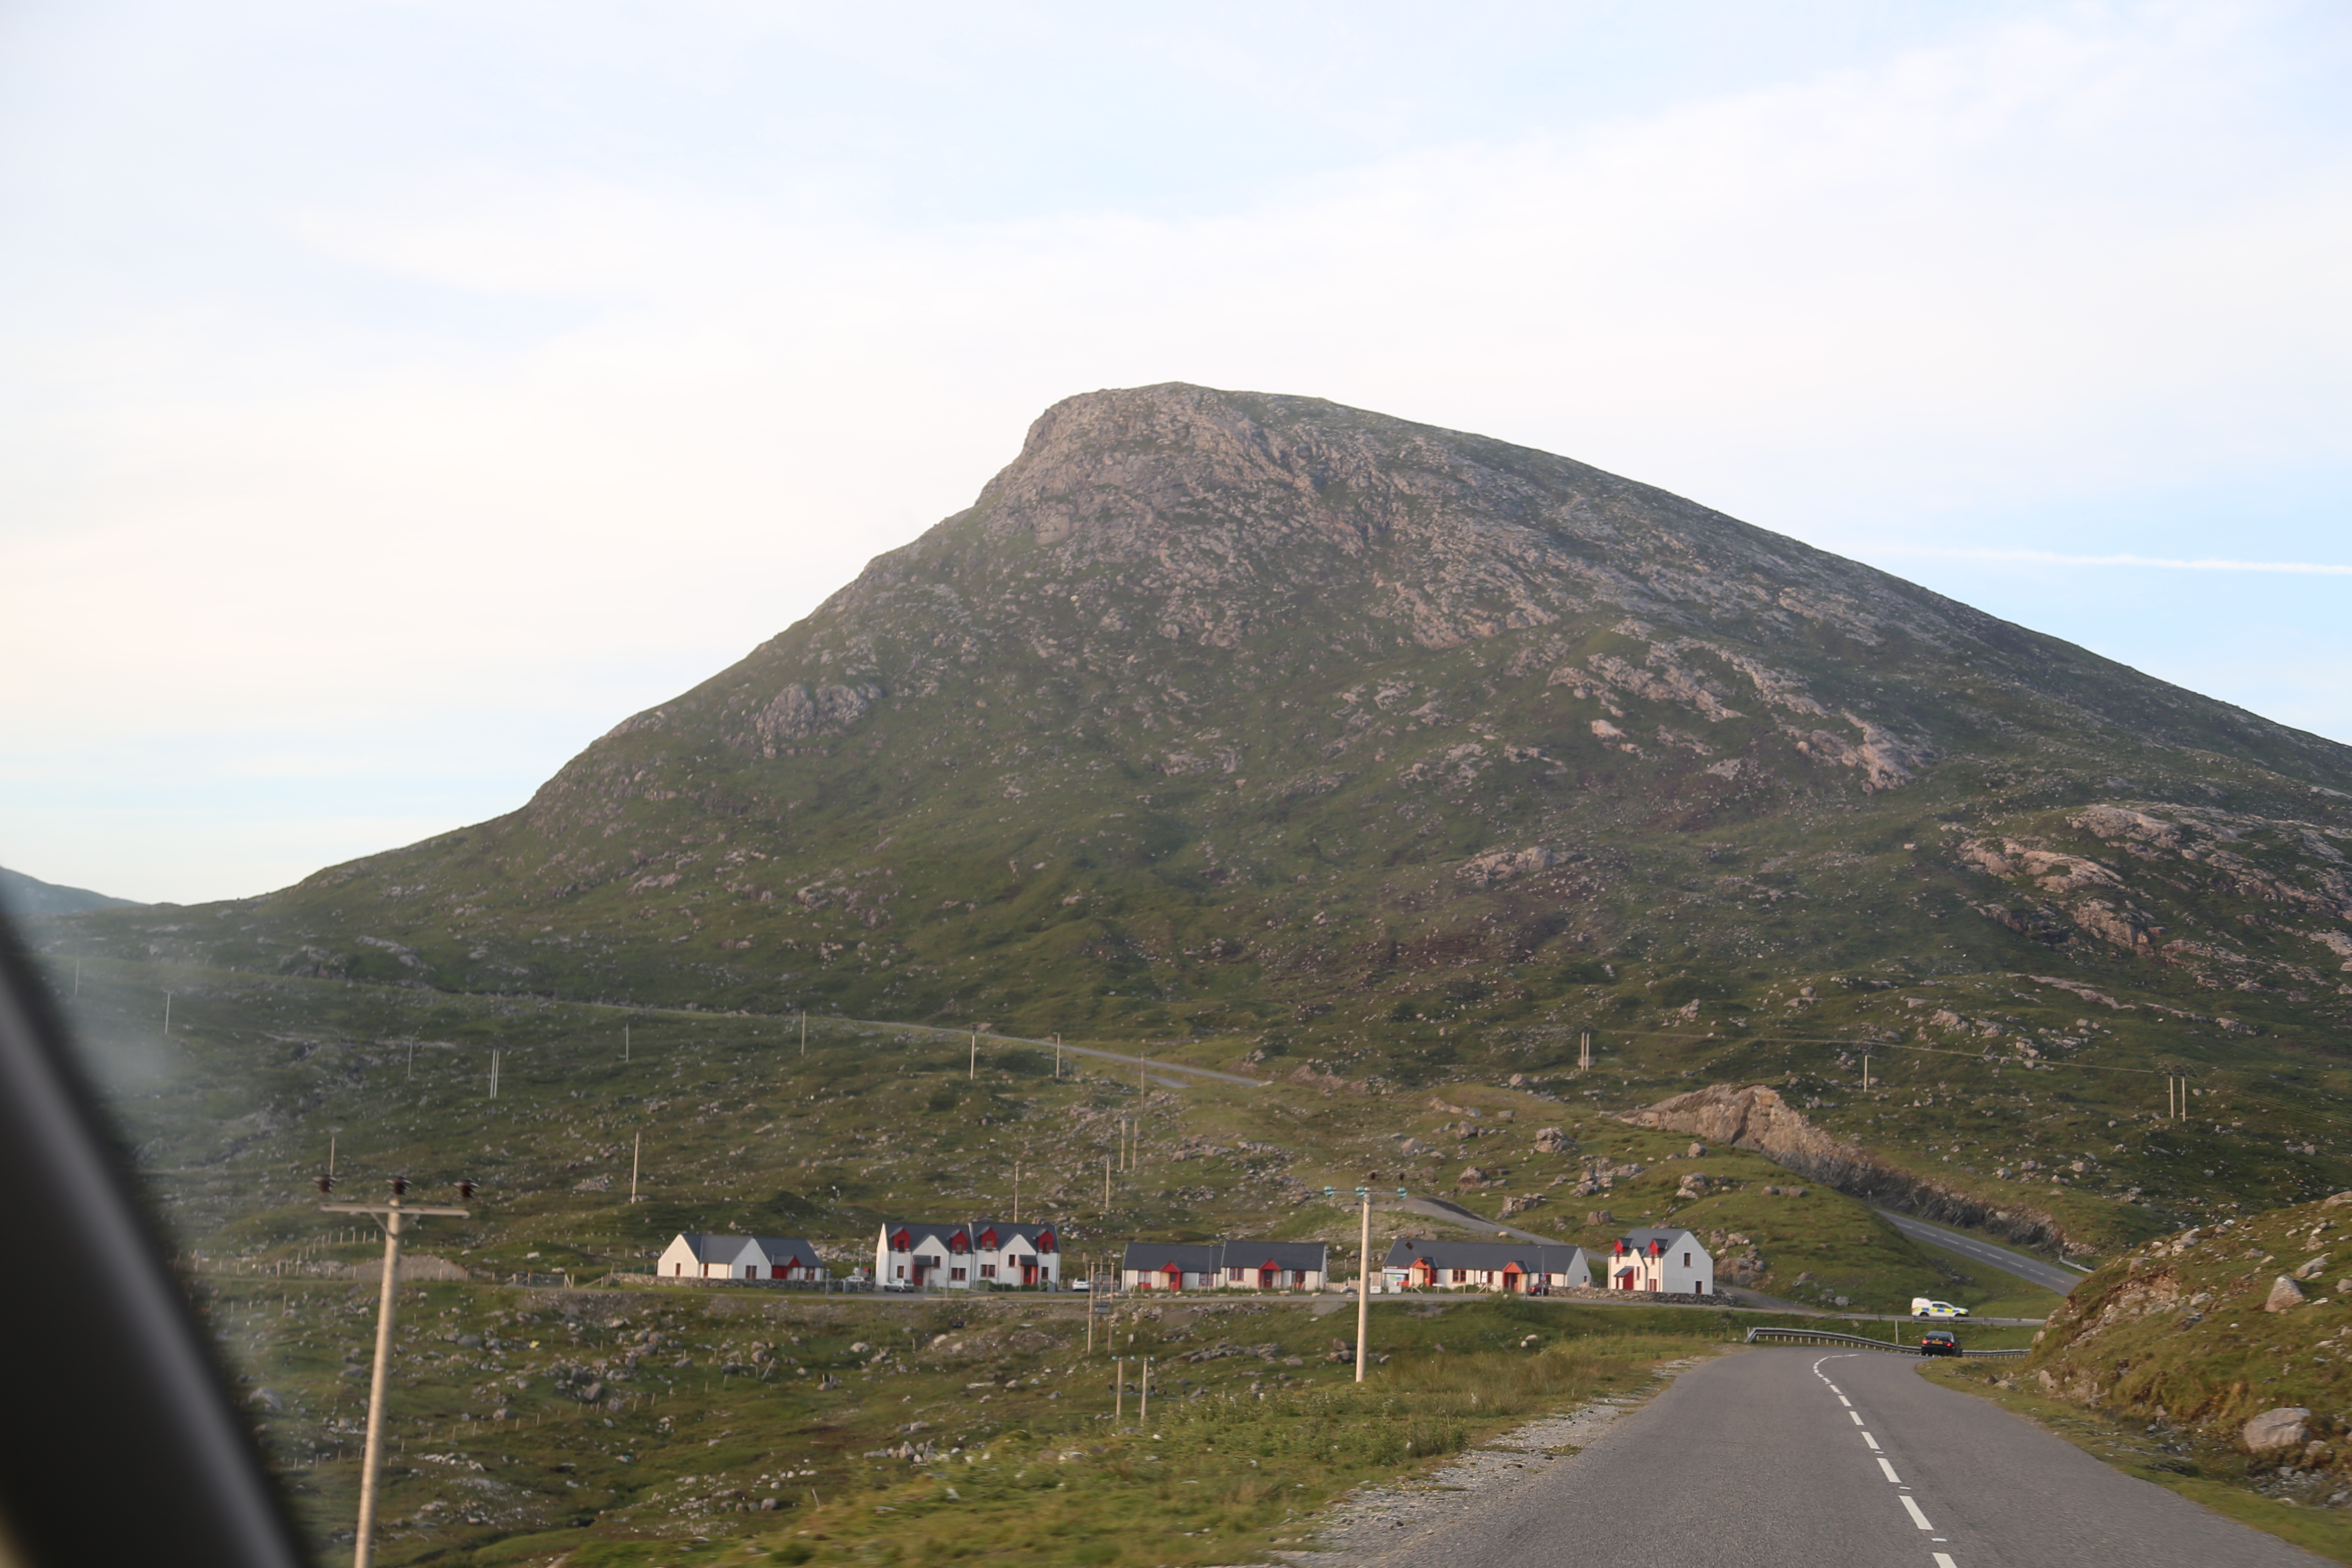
[
  {"left": 1911, "top": 1296, "right": 1970, "bottom": 1319},
  {"left": 1919, "top": 1328, "right": 1960, "bottom": 1356}
]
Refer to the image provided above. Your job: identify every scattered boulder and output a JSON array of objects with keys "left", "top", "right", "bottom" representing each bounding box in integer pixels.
[
  {"left": 2295, "top": 1254, "right": 2330, "bottom": 1281},
  {"left": 2265, "top": 1276, "right": 2308, "bottom": 1313},
  {"left": 2245, "top": 1407, "right": 2314, "bottom": 1452},
  {"left": 1762, "top": 1185, "right": 1807, "bottom": 1197},
  {"left": 1533, "top": 1126, "right": 1573, "bottom": 1154},
  {"left": 1586, "top": 1210, "right": 1614, "bottom": 1225}
]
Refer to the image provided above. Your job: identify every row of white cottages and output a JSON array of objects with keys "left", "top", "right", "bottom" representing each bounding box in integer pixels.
[
  {"left": 660, "top": 1223, "right": 1067, "bottom": 1288},
  {"left": 659, "top": 1225, "right": 1715, "bottom": 1297},
  {"left": 875, "top": 1220, "right": 1062, "bottom": 1289},
  {"left": 1381, "top": 1230, "right": 1714, "bottom": 1295}
]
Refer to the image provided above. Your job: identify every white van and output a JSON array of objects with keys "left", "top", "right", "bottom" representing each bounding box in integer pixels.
[{"left": 1911, "top": 1297, "right": 1969, "bottom": 1319}]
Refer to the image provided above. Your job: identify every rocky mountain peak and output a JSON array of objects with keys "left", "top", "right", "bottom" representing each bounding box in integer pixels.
[{"left": 72, "top": 384, "right": 2352, "bottom": 1066}]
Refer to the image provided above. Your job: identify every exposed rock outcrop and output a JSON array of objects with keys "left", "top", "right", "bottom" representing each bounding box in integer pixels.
[{"left": 1621, "top": 1082, "right": 2068, "bottom": 1252}]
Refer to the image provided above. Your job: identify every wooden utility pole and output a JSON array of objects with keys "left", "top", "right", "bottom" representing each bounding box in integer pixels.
[
  {"left": 1054, "top": 1033, "right": 1061, "bottom": 1079},
  {"left": 1013, "top": 1161, "right": 1021, "bottom": 1225},
  {"left": 630, "top": 1132, "right": 642, "bottom": 1204},
  {"left": 1355, "top": 1181, "right": 1373, "bottom": 1383},
  {"left": 1103, "top": 1154, "right": 1112, "bottom": 1207},
  {"left": 1578, "top": 1029, "right": 1592, "bottom": 1070},
  {"left": 1114, "top": 1357, "right": 1124, "bottom": 1422},
  {"left": 970, "top": 1028, "right": 978, "bottom": 1080},
  {"left": 490, "top": 1050, "right": 500, "bottom": 1099},
  {"left": 1139, "top": 1357, "right": 1152, "bottom": 1425},
  {"left": 321, "top": 1177, "right": 470, "bottom": 1568},
  {"left": 800, "top": 1011, "right": 807, "bottom": 1058},
  {"left": 624, "top": 1024, "right": 630, "bottom": 1063},
  {"left": 1862, "top": 1053, "right": 1871, "bottom": 1091},
  {"left": 163, "top": 990, "right": 172, "bottom": 1037}
]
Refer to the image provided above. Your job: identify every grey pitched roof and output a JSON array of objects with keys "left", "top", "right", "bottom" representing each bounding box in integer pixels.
[
  {"left": 1121, "top": 1239, "right": 1331, "bottom": 1273},
  {"left": 1218, "top": 1240, "right": 1328, "bottom": 1272},
  {"left": 880, "top": 1221, "right": 970, "bottom": 1252},
  {"left": 752, "top": 1236, "right": 820, "bottom": 1266},
  {"left": 970, "top": 1220, "right": 1059, "bottom": 1248},
  {"left": 1614, "top": 1228, "right": 1704, "bottom": 1255},
  {"left": 1382, "top": 1237, "right": 1589, "bottom": 1274},
  {"left": 672, "top": 1233, "right": 761, "bottom": 1265},
  {"left": 1124, "top": 1242, "right": 1222, "bottom": 1274}
]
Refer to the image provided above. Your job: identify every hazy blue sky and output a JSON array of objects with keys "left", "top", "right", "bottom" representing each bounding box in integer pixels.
[{"left": 3, "top": 1, "right": 2348, "bottom": 903}]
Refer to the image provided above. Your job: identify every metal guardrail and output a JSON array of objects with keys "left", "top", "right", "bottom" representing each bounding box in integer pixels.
[{"left": 1745, "top": 1325, "right": 2028, "bottom": 1360}]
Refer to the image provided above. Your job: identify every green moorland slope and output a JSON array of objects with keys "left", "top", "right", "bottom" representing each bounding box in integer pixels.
[{"left": 47, "top": 957, "right": 2065, "bottom": 1566}]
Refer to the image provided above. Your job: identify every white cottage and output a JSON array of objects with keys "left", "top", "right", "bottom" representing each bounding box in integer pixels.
[
  {"left": 658, "top": 1233, "right": 760, "bottom": 1280},
  {"left": 876, "top": 1222, "right": 968, "bottom": 1288},
  {"left": 1603, "top": 1228, "right": 1714, "bottom": 1295},
  {"left": 1119, "top": 1239, "right": 1329, "bottom": 1292},
  {"left": 658, "top": 1233, "right": 826, "bottom": 1283},
  {"left": 969, "top": 1220, "right": 1062, "bottom": 1288}
]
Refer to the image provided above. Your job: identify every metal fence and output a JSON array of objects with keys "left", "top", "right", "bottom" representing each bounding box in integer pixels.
[{"left": 1744, "top": 1325, "right": 2028, "bottom": 1360}]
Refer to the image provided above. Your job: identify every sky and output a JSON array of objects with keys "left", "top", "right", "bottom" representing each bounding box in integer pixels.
[{"left": 1, "top": 1, "right": 2348, "bottom": 906}]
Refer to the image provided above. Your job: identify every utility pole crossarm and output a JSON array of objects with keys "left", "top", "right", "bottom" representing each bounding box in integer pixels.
[{"left": 320, "top": 1204, "right": 472, "bottom": 1218}]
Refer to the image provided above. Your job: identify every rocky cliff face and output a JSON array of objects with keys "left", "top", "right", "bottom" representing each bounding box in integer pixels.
[
  {"left": 1624, "top": 1083, "right": 2067, "bottom": 1250},
  {"left": 52, "top": 384, "right": 2352, "bottom": 1101}
]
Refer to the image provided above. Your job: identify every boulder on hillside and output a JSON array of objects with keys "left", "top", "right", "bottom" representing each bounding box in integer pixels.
[
  {"left": 2295, "top": 1254, "right": 2330, "bottom": 1280},
  {"left": 2245, "top": 1407, "right": 2313, "bottom": 1452},
  {"left": 1533, "top": 1126, "right": 1572, "bottom": 1154},
  {"left": 2265, "top": 1275, "right": 2308, "bottom": 1313}
]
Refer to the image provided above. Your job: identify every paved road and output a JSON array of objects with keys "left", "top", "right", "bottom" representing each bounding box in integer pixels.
[
  {"left": 1877, "top": 1209, "right": 2088, "bottom": 1294},
  {"left": 1349, "top": 1348, "right": 2321, "bottom": 1568},
  {"left": 1401, "top": 1194, "right": 1553, "bottom": 1243}
]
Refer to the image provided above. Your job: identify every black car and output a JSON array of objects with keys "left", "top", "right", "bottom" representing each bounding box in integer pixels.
[{"left": 1919, "top": 1328, "right": 1961, "bottom": 1357}]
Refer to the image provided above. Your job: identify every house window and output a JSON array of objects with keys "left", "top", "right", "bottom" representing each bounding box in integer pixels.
[
  {"left": 1684, "top": 1253, "right": 1690, "bottom": 1267},
  {"left": 980, "top": 1265, "right": 995, "bottom": 1278},
  {"left": 951, "top": 1267, "right": 967, "bottom": 1280},
  {"left": 895, "top": 1266, "right": 905, "bottom": 1278}
]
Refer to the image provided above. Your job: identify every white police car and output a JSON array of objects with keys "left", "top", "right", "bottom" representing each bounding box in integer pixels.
[{"left": 1911, "top": 1296, "right": 1970, "bottom": 1319}]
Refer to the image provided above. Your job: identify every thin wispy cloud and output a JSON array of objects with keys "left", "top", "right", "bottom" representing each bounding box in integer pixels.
[{"left": 1880, "top": 549, "right": 2352, "bottom": 578}]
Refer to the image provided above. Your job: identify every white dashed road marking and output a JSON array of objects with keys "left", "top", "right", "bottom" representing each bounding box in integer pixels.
[
  {"left": 1901, "top": 1494, "right": 1935, "bottom": 1531},
  {"left": 1849, "top": 1410, "right": 1865, "bottom": 1425},
  {"left": 1933, "top": 1555, "right": 1958, "bottom": 1568},
  {"left": 1860, "top": 1431, "right": 1880, "bottom": 1450},
  {"left": 1877, "top": 1457, "right": 1902, "bottom": 1484},
  {"left": 1838, "top": 1395, "right": 1853, "bottom": 1407}
]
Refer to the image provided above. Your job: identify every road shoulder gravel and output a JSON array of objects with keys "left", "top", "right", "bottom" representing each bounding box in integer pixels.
[{"left": 1281, "top": 1351, "right": 1724, "bottom": 1565}]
